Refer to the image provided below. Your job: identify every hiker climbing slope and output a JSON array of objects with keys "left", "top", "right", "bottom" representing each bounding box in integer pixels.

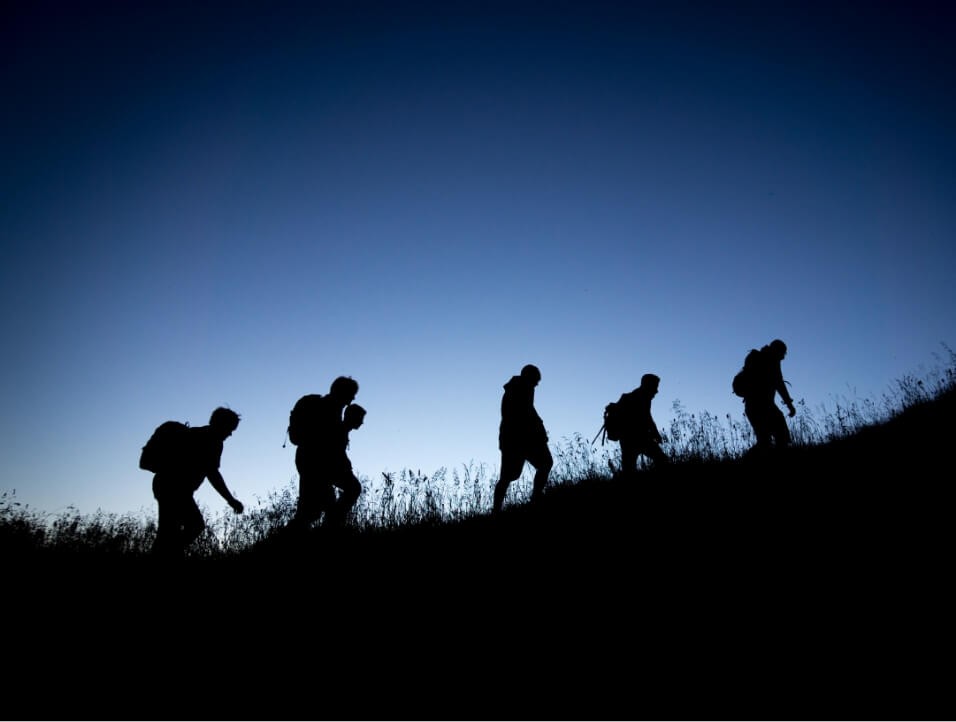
[
  {"left": 734, "top": 339, "right": 796, "bottom": 452},
  {"left": 493, "top": 364, "right": 553, "bottom": 513},
  {"left": 610, "top": 373, "right": 669, "bottom": 474},
  {"left": 141, "top": 407, "right": 244, "bottom": 557},
  {"left": 287, "top": 376, "right": 358, "bottom": 530}
]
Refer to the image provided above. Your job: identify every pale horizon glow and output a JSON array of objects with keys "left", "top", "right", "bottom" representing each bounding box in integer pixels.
[{"left": 2, "top": 2, "right": 954, "bottom": 517}]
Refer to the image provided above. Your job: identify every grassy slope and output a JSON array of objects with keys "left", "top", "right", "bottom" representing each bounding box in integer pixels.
[{"left": 6, "top": 387, "right": 954, "bottom": 719}]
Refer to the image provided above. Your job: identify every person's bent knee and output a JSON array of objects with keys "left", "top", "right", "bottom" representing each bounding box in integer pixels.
[
  {"left": 533, "top": 450, "right": 553, "bottom": 475},
  {"left": 342, "top": 482, "right": 361, "bottom": 506},
  {"left": 498, "top": 453, "right": 525, "bottom": 484},
  {"left": 497, "top": 471, "right": 521, "bottom": 487}
]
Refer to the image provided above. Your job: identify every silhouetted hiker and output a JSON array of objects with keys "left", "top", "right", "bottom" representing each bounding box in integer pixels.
[
  {"left": 493, "top": 364, "right": 553, "bottom": 513},
  {"left": 140, "top": 407, "right": 244, "bottom": 557},
  {"left": 603, "top": 374, "right": 669, "bottom": 474},
  {"left": 733, "top": 339, "right": 797, "bottom": 452},
  {"left": 288, "top": 376, "right": 359, "bottom": 530},
  {"left": 292, "top": 403, "right": 366, "bottom": 530}
]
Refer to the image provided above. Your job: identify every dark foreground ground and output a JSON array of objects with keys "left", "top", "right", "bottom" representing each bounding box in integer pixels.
[{"left": 6, "top": 389, "right": 954, "bottom": 719}]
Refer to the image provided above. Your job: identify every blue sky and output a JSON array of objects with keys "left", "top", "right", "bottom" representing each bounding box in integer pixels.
[{"left": 2, "top": 1, "right": 954, "bottom": 516}]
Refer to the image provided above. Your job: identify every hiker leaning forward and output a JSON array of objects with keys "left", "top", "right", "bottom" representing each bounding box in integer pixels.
[
  {"left": 617, "top": 373, "right": 669, "bottom": 474},
  {"left": 743, "top": 339, "right": 796, "bottom": 451},
  {"left": 493, "top": 364, "right": 553, "bottom": 513},
  {"left": 152, "top": 407, "right": 244, "bottom": 557}
]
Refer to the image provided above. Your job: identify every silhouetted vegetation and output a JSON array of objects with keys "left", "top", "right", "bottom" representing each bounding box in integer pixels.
[
  {"left": 5, "top": 347, "right": 953, "bottom": 721},
  {"left": 3, "top": 345, "right": 952, "bottom": 560}
]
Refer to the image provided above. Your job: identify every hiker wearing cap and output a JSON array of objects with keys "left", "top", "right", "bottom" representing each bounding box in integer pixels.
[{"left": 493, "top": 364, "right": 553, "bottom": 513}]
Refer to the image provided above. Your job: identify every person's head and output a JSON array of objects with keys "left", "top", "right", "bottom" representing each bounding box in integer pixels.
[
  {"left": 520, "top": 364, "right": 542, "bottom": 387},
  {"left": 769, "top": 339, "right": 788, "bottom": 361},
  {"left": 640, "top": 373, "right": 661, "bottom": 396},
  {"left": 209, "top": 407, "right": 240, "bottom": 439},
  {"left": 329, "top": 376, "right": 359, "bottom": 406},
  {"left": 344, "top": 404, "right": 366, "bottom": 431}
]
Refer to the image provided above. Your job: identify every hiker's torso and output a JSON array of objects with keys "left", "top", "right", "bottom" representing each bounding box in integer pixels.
[
  {"left": 301, "top": 397, "right": 345, "bottom": 451},
  {"left": 499, "top": 376, "right": 545, "bottom": 445},
  {"left": 619, "top": 388, "right": 656, "bottom": 439},
  {"left": 161, "top": 426, "right": 223, "bottom": 492},
  {"left": 747, "top": 349, "right": 785, "bottom": 404}
]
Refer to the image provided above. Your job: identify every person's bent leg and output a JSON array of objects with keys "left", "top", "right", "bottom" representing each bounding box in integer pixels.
[
  {"left": 292, "top": 447, "right": 327, "bottom": 530},
  {"left": 745, "top": 403, "right": 772, "bottom": 451},
  {"left": 181, "top": 496, "right": 205, "bottom": 549},
  {"left": 492, "top": 480, "right": 509, "bottom": 514},
  {"left": 619, "top": 439, "right": 638, "bottom": 476},
  {"left": 291, "top": 475, "right": 324, "bottom": 530},
  {"left": 327, "top": 473, "right": 361, "bottom": 527},
  {"left": 646, "top": 441, "right": 669, "bottom": 466},
  {"left": 528, "top": 446, "right": 553, "bottom": 503},
  {"left": 153, "top": 499, "right": 179, "bottom": 557},
  {"left": 770, "top": 406, "right": 791, "bottom": 448},
  {"left": 152, "top": 475, "right": 186, "bottom": 557},
  {"left": 494, "top": 452, "right": 524, "bottom": 513}
]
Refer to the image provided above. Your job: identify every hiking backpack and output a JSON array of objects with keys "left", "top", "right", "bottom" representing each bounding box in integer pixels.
[
  {"left": 593, "top": 392, "right": 632, "bottom": 445},
  {"left": 139, "top": 421, "right": 191, "bottom": 473},
  {"left": 732, "top": 348, "right": 763, "bottom": 398},
  {"left": 287, "top": 394, "right": 324, "bottom": 446}
]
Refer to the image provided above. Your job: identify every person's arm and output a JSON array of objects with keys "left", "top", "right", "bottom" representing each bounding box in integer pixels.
[
  {"left": 774, "top": 366, "right": 796, "bottom": 417},
  {"left": 515, "top": 384, "right": 546, "bottom": 441},
  {"left": 641, "top": 396, "right": 661, "bottom": 442},
  {"left": 207, "top": 469, "right": 243, "bottom": 513},
  {"left": 530, "top": 406, "right": 548, "bottom": 441}
]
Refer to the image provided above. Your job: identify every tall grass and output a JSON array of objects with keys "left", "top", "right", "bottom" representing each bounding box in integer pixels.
[
  {"left": 3, "top": 345, "right": 953, "bottom": 559},
  {"left": 0, "top": 492, "right": 157, "bottom": 556},
  {"left": 664, "top": 343, "right": 955, "bottom": 461}
]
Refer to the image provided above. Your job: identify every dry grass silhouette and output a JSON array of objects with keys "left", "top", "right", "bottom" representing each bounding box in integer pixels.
[
  {"left": 3, "top": 344, "right": 953, "bottom": 560},
  {"left": 5, "top": 346, "right": 953, "bottom": 721}
]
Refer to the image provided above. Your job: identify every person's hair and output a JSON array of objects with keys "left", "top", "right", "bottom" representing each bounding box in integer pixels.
[
  {"left": 641, "top": 373, "right": 660, "bottom": 388},
  {"left": 344, "top": 404, "right": 366, "bottom": 427},
  {"left": 209, "top": 407, "right": 240, "bottom": 431},
  {"left": 330, "top": 376, "right": 359, "bottom": 399},
  {"left": 520, "top": 364, "right": 541, "bottom": 382},
  {"left": 769, "top": 339, "right": 787, "bottom": 356}
]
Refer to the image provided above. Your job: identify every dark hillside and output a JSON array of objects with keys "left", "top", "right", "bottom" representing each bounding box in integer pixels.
[{"left": 6, "top": 387, "right": 954, "bottom": 719}]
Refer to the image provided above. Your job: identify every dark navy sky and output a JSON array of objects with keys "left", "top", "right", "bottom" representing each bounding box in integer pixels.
[{"left": 2, "top": 1, "right": 954, "bottom": 515}]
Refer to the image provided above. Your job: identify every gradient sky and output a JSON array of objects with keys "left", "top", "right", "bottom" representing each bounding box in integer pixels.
[{"left": 2, "top": 1, "right": 954, "bottom": 517}]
